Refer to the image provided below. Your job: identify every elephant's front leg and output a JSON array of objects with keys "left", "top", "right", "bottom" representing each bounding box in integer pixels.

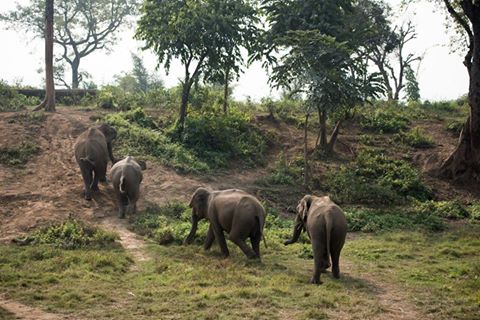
[
  {"left": 211, "top": 222, "right": 229, "bottom": 257},
  {"left": 204, "top": 225, "right": 215, "bottom": 251}
]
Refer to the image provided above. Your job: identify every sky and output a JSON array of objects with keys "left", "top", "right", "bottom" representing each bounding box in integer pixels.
[{"left": 0, "top": 0, "right": 470, "bottom": 102}]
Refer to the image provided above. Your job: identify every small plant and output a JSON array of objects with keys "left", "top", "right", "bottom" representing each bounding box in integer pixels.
[
  {"left": 445, "top": 120, "right": 464, "bottom": 134},
  {"left": 0, "top": 81, "right": 40, "bottom": 112},
  {"left": 395, "top": 127, "right": 435, "bottom": 148},
  {"left": 24, "top": 219, "right": 118, "bottom": 249},
  {"left": 0, "top": 141, "right": 40, "bottom": 166}
]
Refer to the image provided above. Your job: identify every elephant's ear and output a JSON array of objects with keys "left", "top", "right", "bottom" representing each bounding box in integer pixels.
[
  {"left": 298, "top": 195, "right": 312, "bottom": 222},
  {"left": 189, "top": 187, "right": 209, "bottom": 208}
]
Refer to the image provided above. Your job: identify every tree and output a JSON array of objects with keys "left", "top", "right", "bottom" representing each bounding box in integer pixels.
[
  {"left": 2, "top": 0, "right": 138, "bottom": 89},
  {"left": 404, "top": 64, "right": 420, "bottom": 101},
  {"left": 136, "top": 0, "right": 261, "bottom": 130},
  {"left": 263, "top": 0, "right": 384, "bottom": 154},
  {"left": 131, "top": 53, "right": 150, "bottom": 92},
  {"left": 34, "top": 0, "right": 55, "bottom": 112},
  {"left": 435, "top": 0, "right": 480, "bottom": 181},
  {"left": 358, "top": 1, "right": 420, "bottom": 101}
]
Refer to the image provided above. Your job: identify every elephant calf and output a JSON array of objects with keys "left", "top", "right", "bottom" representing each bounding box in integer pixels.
[
  {"left": 110, "top": 156, "right": 146, "bottom": 218},
  {"left": 184, "top": 188, "right": 266, "bottom": 260},
  {"left": 74, "top": 124, "right": 117, "bottom": 200},
  {"left": 285, "top": 195, "right": 347, "bottom": 284}
]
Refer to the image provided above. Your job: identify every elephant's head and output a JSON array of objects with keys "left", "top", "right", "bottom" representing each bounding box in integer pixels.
[
  {"left": 296, "top": 195, "right": 313, "bottom": 223},
  {"left": 97, "top": 123, "right": 117, "bottom": 143},
  {"left": 184, "top": 187, "right": 211, "bottom": 245}
]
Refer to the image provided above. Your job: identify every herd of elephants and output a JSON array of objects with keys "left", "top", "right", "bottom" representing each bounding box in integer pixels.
[{"left": 73, "top": 123, "right": 348, "bottom": 284}]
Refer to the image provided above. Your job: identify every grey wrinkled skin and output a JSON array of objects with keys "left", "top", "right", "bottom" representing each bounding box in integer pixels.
[
  {"left": 184, "top": 188, "right": 266, "bottom": 260},
  {"left": 110, "top": 156, "right": 146, "bottom": 218},
  {"left": 74, "top": 124, "right": 117, "bottom": 200},
  {"left": 284, "top": 195, "right": 347, "bottom": 285}
]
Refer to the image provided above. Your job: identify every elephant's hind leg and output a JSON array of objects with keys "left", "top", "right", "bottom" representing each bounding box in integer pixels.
[
  {"left": 80, "top": 167, "right": 93, "bottom": 200},
  {"left": 211, "top": 222, "right": 229, "bottom": 257},
  {"left": 204, "top": 225, "right": 215, "bottom": 251},
  {"left": 250, "top": 231, "right": 261, "bottom": 259},
  {"left": 331, "top": 235, "right": 345, "bottom": 279},
  {"left": 229, "top": 225, "right": 257, "bottom": 259}
]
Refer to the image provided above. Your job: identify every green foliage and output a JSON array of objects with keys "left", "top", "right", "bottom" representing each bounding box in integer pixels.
[
  {"left": 26, "top": 219, "right": 119, "bottom": 249},
  {"left": 405, "top": 65, "right": 421, "bottom": 101},
  {"left": 131, "top": 202, "right": 209, "bottom": 245},
  {"left": 176, "top": 110, "right": 270, "bottom": 168},
  {"left": 325, "top": 149, "right": 432, "bottom": 204},
  {"left": 469, "top": 203, "right": 480, "bottom": 221},
  {"left": 359, "top": 107, "right": 409, "bottom": 133},
  {"left": 260, "top": 153, "right": 303, "bottom": 185},
  {"left": 0, "top": 141, "right": 39, "bottom": 166},
  {"left": 445, "top": 119, "right": 464, "bottom": 134},
  {"left": 395, "top": 127, "right": 435, "bottom": 148},
  {"left": 414, "top": 200, "right": 470, "bottom": 220},
  {"left": 0, "top": 81, "right": 39, "bottom": 111},
  {"left": 104, "top": 108, "right": 208, "bottom": 173},
  {"left": 345, "top": 208, "right": 445, "bottom": 233}
]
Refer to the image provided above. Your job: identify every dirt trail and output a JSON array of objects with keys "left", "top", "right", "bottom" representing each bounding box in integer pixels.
[{"left": 0, "top": 295, "right": 70, "bottom": 320}]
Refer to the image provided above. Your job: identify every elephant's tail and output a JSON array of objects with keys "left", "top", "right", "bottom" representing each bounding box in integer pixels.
[
  {"left": 80, "top": 156, "right": 95, "bottom": 167},
  {"left": 119, "top": 175, "right": 126, "bottom": 194},
  {"left": 325, "top": 218, "right": 332, "bottom": 266}
]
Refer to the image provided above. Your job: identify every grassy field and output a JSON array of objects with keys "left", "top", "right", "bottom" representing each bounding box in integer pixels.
[{"left": 1, "top": 221, "right": 479, "bottom": 319}]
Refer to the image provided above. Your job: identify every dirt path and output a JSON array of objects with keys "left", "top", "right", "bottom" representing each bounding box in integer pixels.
[
  {"left": 340, "top": 259, "right": 429, "bottom": 320},
  {"left": 0, "top": 295, "right": 71, "bottom": 320}
]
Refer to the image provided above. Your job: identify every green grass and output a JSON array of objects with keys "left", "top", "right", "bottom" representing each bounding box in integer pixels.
[
  {"left": 0, "top": 141, "right": 40, "bottom": 166},
  {"left": 395, "top": 127, "right": 435, "bottom": 148},
  {"left": 347, "top": 225, "right": 480, "bottom": 319},
  {"left": 258, "top": 153, "right": 303, "bottom": 186},
  {"left": 0, "top": 307, "right": 15, "bottom": 320}
]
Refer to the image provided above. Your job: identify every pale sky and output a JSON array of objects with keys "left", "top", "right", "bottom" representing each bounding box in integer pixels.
[{"left": 0, "top": 0, "right": 470, "bottom": 102}]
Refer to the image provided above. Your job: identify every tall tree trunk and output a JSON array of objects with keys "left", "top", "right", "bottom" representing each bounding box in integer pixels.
[
  {"left": 34, "top": 0, "right": 55, "bottom": 112},
  {"left": 178, "top": 79, "right": 192, "bottom": 134},
  {"left": 223, "top": 69, "right": 229, "bottom": 114},
  {"left": 318, "top": 109, "right": 327, "bottom": 148},
  {"left": 304, "top": 113, "right": 310, "bottom": 190},
  {"left": 325, "top": 120, "right": 342, "bottom": 155},
  {"left": 440, "top": 9, "right": 480, "bottom": 180},
  {"left": 71, "top": 59, "right": 80, "bottom": 89}
]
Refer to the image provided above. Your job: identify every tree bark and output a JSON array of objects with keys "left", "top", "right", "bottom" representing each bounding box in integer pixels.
[
  {"left": 325, "top": 120, "right": 342, "bottom": 155},
  {"left": 179, "top": 80, "right": 191, "bottom": 132},
  {"left": 34, "top": 0, "right": 55, "bottom": 112},
  {"left": 439, "top": 4, "right": 480, "bottom": 180},
  {"left": 223, "top": 69, "right": 229, "bottom": 114},
  {"left": 304, "top": 113, "right": 310, "bottom": 190},
  {"left": 318, "top": 109, "right": 327, "bottom": 148},
  {"left": 71, "top": 59, "right": 80, "bottom": 89}
]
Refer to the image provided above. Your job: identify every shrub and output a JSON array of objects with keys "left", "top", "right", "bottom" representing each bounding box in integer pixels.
[
  {"left": 345, "top": 208, "right": 445, "bottom": 232},
  {"left": 0, "top": 141, "right": 40, "bottom": 166},
  {"left": 414, "top": 200, "right": 470, "bottom": 220},
  {"left": 325, "top": 149, "right": 432, "bottom": 204},
  {"left": 172, "top": 110, "right": 270, "bottom": 169},
  {"left": 260, "top": 153, "right": 303, "bottom": 185},
  {"left": 25, "top": 219, "right": 118, "bottom": 249},
  {"left": 445, "top": 120, "right": 464, "bottom": 134},
  {"left": 395, "top": 127, "right": 435, "bottom": 148},
  {"left": 468, "top": 203, "right": 480, "bottom": 221},
  {"left": 0, "top": 81, "right": 39, "bottom": 112},
  {"left": 104, "top": 108, "right": 208, "bottom": 173},
  {"left": 131, "top": 202, "right": 209, "bottom": 245},
  {"left": 359, "top": 107, "right": 409, "bottom": 133}
]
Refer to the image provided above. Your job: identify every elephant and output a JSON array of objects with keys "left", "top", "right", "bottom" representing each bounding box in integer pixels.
[
  {"left": 74, "top": 124, "right": 117, "bottom": 200},
  {"left": 110, "top": 156, "right": 146, "bottom": 218},
  {"left": 284, "top": 195, "right": 347, "bottom": 284},
  {"left": 184, "top": 188, "right": 266, "bottom": 260}
]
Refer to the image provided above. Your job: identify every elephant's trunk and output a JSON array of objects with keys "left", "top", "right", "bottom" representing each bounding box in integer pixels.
[{"left": 183, "top": 215, "right": 198, "bottom": 245}]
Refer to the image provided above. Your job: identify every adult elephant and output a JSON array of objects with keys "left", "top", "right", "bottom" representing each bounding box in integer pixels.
[
  {"left": 184, "top": 188, "right": 266, "bottom": 260},
  {"left": 74, "top": 123, "right": 117, "bottom": 200},
  {"left": 284, "top": 195, "right": 347, "bottom": 284}
]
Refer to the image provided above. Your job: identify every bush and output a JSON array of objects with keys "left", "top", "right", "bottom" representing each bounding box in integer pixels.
[
  {"left": 25, "top": 219, "right": 118, "bottom": 249},
  {"left": 395, "top": 127, "right": 435, "bottom": 148},
  {"left": 468, "top": 203, "right": 480, "bottom": 221},
  {"left": 104, "top": 108, "right": 208, "bottom": 173},
  {"left": 325, "top": 149, "right": 432, "bottom": 205},
  {"left": 259, "top": 153, "right": 303, "bottom": 185},
  {"left": 0, "top": 81, "right": 40, "bottom": 112},
  {"left": 171, "top": 110, "right": 270, "bottom": 169},
  {"left": 345, "top": 208, "right": 445, "bottom": 233},
  {"left": 445, "top": 120, "right": 464, "bottom": 134},
  {"left": 414, "top": 200, "right": 470, "bottom": 220},
  {"left": 0, "top": 141, "right": 40, "bottom": 166},
  {"left": 359, "top": 107, "right": 409, "bottom": 133},
  {"left": 131, "top": 202, "right": 209, "bottom": 245}
]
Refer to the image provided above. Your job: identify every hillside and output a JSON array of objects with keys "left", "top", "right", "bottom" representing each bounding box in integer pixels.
[{"left": 0, "top": 105, "right": 479, "bottom": 320}]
